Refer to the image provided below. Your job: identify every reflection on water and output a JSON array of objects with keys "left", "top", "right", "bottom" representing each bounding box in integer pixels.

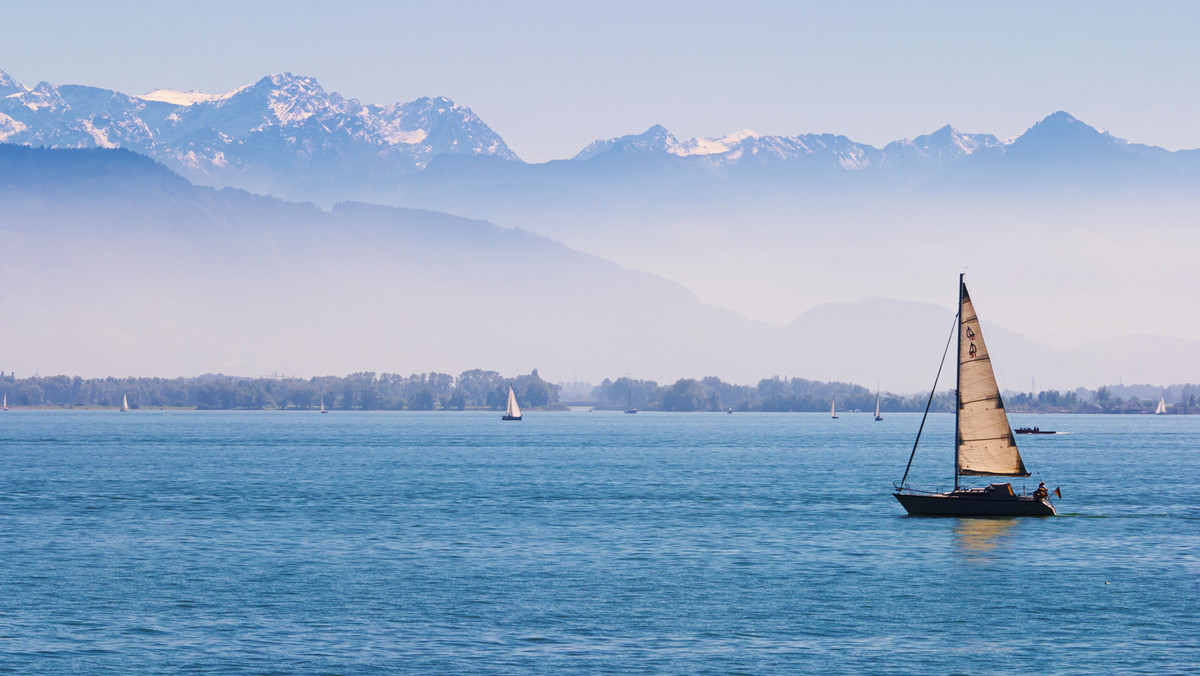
[{"left": 952, "top": 518, "right": 1017, "bottom": 561}]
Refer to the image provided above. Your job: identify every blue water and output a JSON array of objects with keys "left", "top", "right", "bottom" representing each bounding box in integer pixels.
[{"left": 0, "top": 411, "right": 1196, "bottom": 673}]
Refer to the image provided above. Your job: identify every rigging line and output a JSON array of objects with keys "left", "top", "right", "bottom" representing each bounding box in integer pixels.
[{"left": 898, "top": 310, "right": 961, "bottom": 490}]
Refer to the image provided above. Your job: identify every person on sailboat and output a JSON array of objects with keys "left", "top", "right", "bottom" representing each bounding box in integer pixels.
[{"left": 1034, "top": 482, "right": 1048, "bottom": 500}]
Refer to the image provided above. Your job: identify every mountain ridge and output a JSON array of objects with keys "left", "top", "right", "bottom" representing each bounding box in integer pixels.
[
  {"left": 0, "top": 69, "right": 519, "bottom": 200},
  {"left": 5, "top": 68, "right": 1200, "bottom": 206}
]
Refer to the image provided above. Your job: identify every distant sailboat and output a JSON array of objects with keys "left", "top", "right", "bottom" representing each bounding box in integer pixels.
[
  {"left": 894, "top": 274, "right": 1057, "bottom": 517},
  {"left": 2, "top": 394, "right": 7, "bottom": 411},
  {"left": 502, "top": 386, "right": 522, "bottom": 421},
  {"left": 320, "top": 398, "right": 328, "bottom": 414},
  {"left": 874, "top": 389, "right": 883, "bottom": 421},
  {"left": 831, "top": 400, "right": 838, "bottom": 419},
  {"left": 121, "top": 394, "right": 130, "bottom": 412},
  {"left": 1156, "top": 396, "right": 1167, "bottom": 415},
  {"left": 624, "top": 384, "right": 637, "bottom": 414}
]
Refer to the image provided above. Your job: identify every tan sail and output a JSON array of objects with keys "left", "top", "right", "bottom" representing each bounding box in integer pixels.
[{"left": 957, "top": 282, "right": 1028, "bottom": 477}]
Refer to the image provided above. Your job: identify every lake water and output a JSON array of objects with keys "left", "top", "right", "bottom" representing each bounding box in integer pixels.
[{"left": 0, "top": 410, "right": 1196, "bottom": 673}]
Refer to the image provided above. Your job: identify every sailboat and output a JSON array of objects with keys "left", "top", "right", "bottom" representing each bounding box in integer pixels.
[
  {"left": 502, "top": 386, "right": 522, "bottom": 421},
  {"left": 1155, "top": 396, "right": 1167, "bottom": 415},
  {"left": 874, "top": 388, "right": 883, "bottom": 421},
  {"left": 894, "top": 274, "right": 1057, "bottom": 517},
  {"left": 831, "top": 400, "right": 838, "bottom": 419},
  {"left": 320, "top": 398, "right": 328, "bottom": 414},
  {"left": 121, "top": 394, "right": 130, "bottom": 412},
  {"left": 2, "top": 394, "right": 7, "bottom": 411},
  {"left": 624, "top": 384, "right": 637, "bottom": 414}
]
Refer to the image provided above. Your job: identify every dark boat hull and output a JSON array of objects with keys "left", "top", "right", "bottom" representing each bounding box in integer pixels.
[
  {"left": 894, "top": 491, "right": 1056, "bottom": 516},
  {"left": 501, "top": 415, "right": 521, "bottom": 421}
]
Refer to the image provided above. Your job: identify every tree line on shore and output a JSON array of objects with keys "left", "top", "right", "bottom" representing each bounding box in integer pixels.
[
  {"left": 1004, "top": 386, "right": 1200, "bottom": 415},
  {"left": 0, "top": 371, "right": 1195, "bottom": 414},
  {"left": 0, "top": 370, "right": 555, "bottom": 412}
]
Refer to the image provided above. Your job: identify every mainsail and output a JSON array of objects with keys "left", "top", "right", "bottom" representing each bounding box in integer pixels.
[
  {"left": 957, "top": 282, "right": 1029, "bottom": 477},
  {"left": 506, "top": 386, "right": 522, "bottom": 419},
  {"left": 1156, "top": 397, "right": 1166, "bottom": 415}
]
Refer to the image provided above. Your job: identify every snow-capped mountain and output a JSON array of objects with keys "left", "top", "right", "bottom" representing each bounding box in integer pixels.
[
  {"left": 880, "top": 124, "right": 1002, "bottom": 166},
  {"left": 0, "top": 70, "right": 26, "bottom": 97},
  {"left": 573, "top": 124, "right": 886, "bottom": 170},
  {"left": 573, "top": 124, "right": 682, "bottom": 159},
  {"left": 0, "top": 69, "right": 518, "bottom": 200},
  {"left": 571, "top": 113, "right": 1170, "bottom": 173}
]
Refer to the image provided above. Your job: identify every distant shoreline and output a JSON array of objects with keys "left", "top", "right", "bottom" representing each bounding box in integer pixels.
[
  {"left": 3, "top": 406, "right": 1195, "bottom": 416},
  {"left": 2, "top": 371, "right": 1195, "bottom": 416}
]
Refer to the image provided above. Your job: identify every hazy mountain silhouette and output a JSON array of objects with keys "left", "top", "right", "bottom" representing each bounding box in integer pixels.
[{"left": 2, "top": 143, "right": 1195, "bottom": 390}]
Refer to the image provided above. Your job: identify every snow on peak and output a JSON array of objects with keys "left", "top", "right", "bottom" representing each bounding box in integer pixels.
[
  {"left": 887, "top": 124, "right": 1002, "bottom": 159},
  {"left": 138, "top": 89, "right": 223, "bottom": 106},
  {"left": 17, "top": 82, "right": 66, "bottom": 112},
  {"left": 0, "top": 112, "right": 27, "bottom": 141},
  {"left": 137, "top": 82, "right": 251, "bottom": 106},
  {"left": 675, "top": 129, "right": 761, "bottom": 156},
  {"left": 0, "top": 69, "right": 26, "bottom": 96},
  {"left": 379, "top": 127, "right": 429, "bottom": 145},
  {"left": 571, "top": 124, "right": 680, "bottom": 160}
]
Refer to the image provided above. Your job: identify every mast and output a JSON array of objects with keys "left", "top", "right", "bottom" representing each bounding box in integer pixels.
[{"left": 955, "top": 273, "right": 963, "bottom": 491}]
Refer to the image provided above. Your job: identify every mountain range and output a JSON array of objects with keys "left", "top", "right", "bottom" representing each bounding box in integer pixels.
[
  {"left": 2, "top": 143, "right": 1196, "bottom": 392},
  {"left": 0, "top": 70, "right": 516, "bottom": 200},
  {"left": 4, "top": 69, "right": 1199, "bottom": 208}
]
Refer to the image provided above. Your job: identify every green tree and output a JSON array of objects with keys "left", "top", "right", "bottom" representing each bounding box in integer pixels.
[
  {"left": 409, "top": 389, "right": 436, "bottom": 410},
  {"left": 663, "top": 379, "right": 705, "bottom": 411}
]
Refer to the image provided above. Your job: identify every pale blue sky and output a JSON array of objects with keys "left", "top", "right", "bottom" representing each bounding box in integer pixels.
[{"left": 2, "top": 0, "right": 1197, "bottom": 162}]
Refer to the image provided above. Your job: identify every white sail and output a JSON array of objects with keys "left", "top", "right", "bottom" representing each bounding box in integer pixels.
[
  {"left": 1156, "top": 396, "right": 1166, "bottom": 415},
  {"left": 2, "top": 394, "right": 6, "bottom": 410},
  {"left": 320, "top": 398, "right": 327, "bottom": 413},
  {"left": 506, "top": 386, "right": 522, "bottom": 418},
  {"left": 831, "top": 400, "right": 837, "bottom": 418},
  {"left": 875, "top": 393, "right": 880, "bottom": 418},
  {"left": 957, "top": 282, "right": 1028, "bottom": 477},
  {"left": 122, "top": 394, "right": 129, "bottom": 412}
]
